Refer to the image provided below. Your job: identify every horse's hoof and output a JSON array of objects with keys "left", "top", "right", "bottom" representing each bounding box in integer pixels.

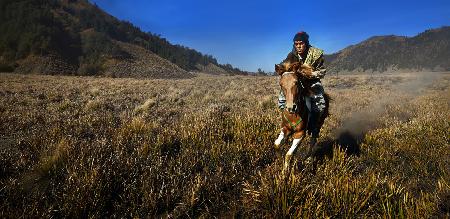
[
  {"left": 274, "top": 143, "right": 281, "bottom": 150},
  {"left": 274, "top": 138, "right": 283, "bottom": 146}
]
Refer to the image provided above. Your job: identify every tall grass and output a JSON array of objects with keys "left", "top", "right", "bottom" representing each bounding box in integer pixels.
[{"left": 0, "top": 72, "right": 449, "bottom": 217}]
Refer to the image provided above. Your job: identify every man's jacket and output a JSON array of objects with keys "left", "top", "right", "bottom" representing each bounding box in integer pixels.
[{"left": 282, "top": 46, "right": 326, "bottom": 79}]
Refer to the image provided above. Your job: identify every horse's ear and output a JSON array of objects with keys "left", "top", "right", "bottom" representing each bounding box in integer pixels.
[{"left": 275, "top": 64, "right": 284, "bottom": 75}]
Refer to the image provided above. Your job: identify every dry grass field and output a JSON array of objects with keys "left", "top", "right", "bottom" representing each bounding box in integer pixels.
[{"left": 0, "top": 71, "right": 449, "bottom": 218}]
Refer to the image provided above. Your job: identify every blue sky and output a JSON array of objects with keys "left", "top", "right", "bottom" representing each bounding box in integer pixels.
[{"left": 90, "top": 0, "right": 449, "bottom": 72}]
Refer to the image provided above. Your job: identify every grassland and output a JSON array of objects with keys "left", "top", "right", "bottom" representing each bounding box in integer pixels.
[{"left": 0, "top": 72, "right": 449, "bottom": 218}]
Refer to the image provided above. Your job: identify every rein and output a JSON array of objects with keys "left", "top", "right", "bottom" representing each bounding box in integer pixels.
[{"left": 281, "top": 71, "right": 295, "bottom": 76}]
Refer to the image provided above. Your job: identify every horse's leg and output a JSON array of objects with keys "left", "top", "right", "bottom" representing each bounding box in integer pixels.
[
  {"left": 283, "top": 135, "right": 304, "bottom": 174},
  {"left": 274, "top": 128, "right": 287, "bottom": 149}
]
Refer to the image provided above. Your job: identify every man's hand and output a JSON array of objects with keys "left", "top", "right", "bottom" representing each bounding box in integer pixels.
[{"left": 310, "top": 69, "right": 326, "bottom": 79}]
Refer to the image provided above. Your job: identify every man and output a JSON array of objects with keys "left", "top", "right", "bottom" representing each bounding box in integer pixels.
[{"left": 278, "top": 31, "right": 327, "bottom": 146}]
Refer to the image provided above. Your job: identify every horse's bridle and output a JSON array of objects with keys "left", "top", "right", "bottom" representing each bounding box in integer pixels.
[
  {"left": 279, "top": 71, "right": 305, "bottom": 130},
  {"left": 281, "top": 71, "right": 304, "bottom": 111}
]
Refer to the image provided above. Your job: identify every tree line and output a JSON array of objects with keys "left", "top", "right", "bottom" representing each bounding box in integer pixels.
[{"left": 0, "top": 0, "right": 247, "bottom": 75}]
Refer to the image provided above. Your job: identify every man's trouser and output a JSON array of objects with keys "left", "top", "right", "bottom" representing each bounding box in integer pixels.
[{"left": 278, "top": 81, "right": 326, "bottom": 138}]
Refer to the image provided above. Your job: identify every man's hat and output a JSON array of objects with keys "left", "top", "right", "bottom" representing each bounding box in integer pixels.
[{"left": 293, "top": 31, "right": 309, "bottom": 44}]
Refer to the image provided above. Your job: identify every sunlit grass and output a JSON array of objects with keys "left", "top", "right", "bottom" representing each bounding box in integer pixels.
[{"left": 0, "top": 72, "right": 449, "bottom": 217}]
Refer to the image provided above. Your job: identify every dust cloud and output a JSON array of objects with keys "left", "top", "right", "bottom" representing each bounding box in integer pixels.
[{"left": 329, "top": 72, "right": 444, "bottom": 154}]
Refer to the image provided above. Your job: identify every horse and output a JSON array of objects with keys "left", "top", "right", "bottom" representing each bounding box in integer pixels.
[{"left": 274, "top": 62, "right": 330, "bottom": 174}]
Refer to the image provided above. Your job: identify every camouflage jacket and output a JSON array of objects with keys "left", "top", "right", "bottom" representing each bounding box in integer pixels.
[{"left": 282, "top": 46, "right": 326, "bottom": 79}]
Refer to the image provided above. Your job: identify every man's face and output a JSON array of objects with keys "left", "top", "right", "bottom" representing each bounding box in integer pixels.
[{"left": 294, "top": 41, "right": 307, "bottom": 54}]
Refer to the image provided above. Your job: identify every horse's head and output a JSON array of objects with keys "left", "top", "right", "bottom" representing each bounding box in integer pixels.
[{"left": 275, "top": 62, "right": 314, "bottom": 113}]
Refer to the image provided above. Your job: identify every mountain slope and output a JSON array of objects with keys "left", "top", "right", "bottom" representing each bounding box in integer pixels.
[
  {"left": 0, "top": 0, "right": 245, "bottom": 77},
  {"left": 102, "top": 41, "right": 189, "bottom": 78},
  {"left": 324, "top": 26, "right": 450, "bottom": 73}
]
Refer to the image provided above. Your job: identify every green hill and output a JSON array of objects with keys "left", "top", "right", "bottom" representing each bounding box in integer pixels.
[{"left": 0, "top": 0, "right": 247, "bottom": 77}]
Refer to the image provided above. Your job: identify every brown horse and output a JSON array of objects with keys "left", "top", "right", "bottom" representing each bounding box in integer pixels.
[{"left": 274, "top": 62, "right": 330, "bottom": 173}]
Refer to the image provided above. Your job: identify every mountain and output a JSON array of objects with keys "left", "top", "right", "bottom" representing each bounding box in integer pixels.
[
  {"left": 0, "top": 0, "right": 248, "bottom": 78},
  {"left": 324, "top": 26, "right": 450, "bottom": 73}
]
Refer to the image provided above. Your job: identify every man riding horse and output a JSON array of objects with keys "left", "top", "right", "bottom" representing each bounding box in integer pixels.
[{"left": 278, "top": 31, "right": 327, "bottom": 147}]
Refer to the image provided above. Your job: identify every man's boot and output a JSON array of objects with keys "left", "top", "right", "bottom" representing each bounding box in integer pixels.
[
  {"left": 309, "top": 136, "right": 317, "bottom": 147},
  {"left": 308, "top": 111, "right": 320, "bottom": 147}
]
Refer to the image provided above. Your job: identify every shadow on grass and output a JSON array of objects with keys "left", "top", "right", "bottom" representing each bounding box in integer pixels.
[{"left": 312, "top": 130, "right": 362, "bottom": 161}]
